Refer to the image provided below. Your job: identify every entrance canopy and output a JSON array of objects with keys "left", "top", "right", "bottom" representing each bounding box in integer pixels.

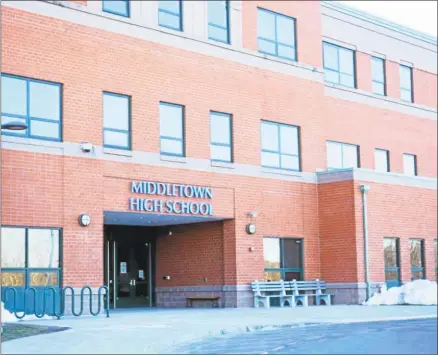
[{"left": 104, "top": 211, "right": 228, "bottom": 227}]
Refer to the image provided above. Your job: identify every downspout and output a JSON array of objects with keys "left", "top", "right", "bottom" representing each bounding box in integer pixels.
[{"left": 360, "top": 184, "right": 371, "bottom": 301}]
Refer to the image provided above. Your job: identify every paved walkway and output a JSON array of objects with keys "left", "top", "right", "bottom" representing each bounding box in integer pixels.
[{"left": 2, "top": 305, "right": 437, "bottom": 354}]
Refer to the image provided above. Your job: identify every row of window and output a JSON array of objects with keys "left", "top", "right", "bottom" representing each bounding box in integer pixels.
[
  {"left": 1, "top": 73, "right": 420, "bottom": 175},
  {"left": 101, "top": 1, "right": 416, "bottom": 103}
]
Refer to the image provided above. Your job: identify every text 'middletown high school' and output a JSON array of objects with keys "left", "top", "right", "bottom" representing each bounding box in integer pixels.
[{"left": 1, "top": 0, "right": 437, "bottom": 309}]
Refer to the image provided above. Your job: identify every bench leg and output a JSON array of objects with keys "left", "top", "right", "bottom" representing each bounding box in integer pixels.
[{"left": 302, "top": 296, "right": 309, "bottom": 307}]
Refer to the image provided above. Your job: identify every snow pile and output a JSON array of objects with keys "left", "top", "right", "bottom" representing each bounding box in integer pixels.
[
  {"left": 1, "top": 301, "right": 54, "bottom": 323},
  {"left": 364, "top": 280, "right": 438, "bottom": 306}
]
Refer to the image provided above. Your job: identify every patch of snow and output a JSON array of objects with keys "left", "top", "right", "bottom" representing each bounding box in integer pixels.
[
  {"left": 364, "top": 279, "right": 438, "bottom": 306},
  {"left": 1, "top": 301, "right": 55, "bottom": 323}
]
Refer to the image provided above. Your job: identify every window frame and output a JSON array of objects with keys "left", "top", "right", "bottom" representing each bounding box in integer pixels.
[
  {"left": 403, "top": 153, "right": 417, "bottom": 176},
  {"left": 257, "top": 7, "right": 297, "bottom": 62},
  {"left": 409, "top": 238, "right": 426, "bottom": 281},
  {"left": 102, "top": 91, "right": 132, "bottom": 151},
  {"left": 210, "top": 111, "right": 233, "bottom": 163},
  {"left": 158, "top": 0, "right": 183, "bottom": 32},
  {"left": 263, "top": 237, "right": 304, "bottom": 281},
  {"left": 371, "top": 56, "right": 387, "bottom": 96},
  {"left": 326, "top": 140, "right": 360, "bottom": 170},
  {"left": 322, "top": 41, "right": 357, "bottom": 88},
  {"left": 208, "top": 0, "right": 230, "bottom": 44},
  {"left": 383, "top": 237, "right": 401, "bottom": 288},
  {"left": 260, "top": 120, "right": 301, "bottom": 172},
  {"left": 374, "top": 148, "right": 390, "bottom": 173},
  {"left": 159, "top": 101, "right": 185, "bottom": 157},
  {"left": 1, "top": 73, "right": 62, "bottom": 142},
  {"left": 102, "top": 0, "right": 130, "bottom": 17},
  {"left": 400, "top": 64, "right": 414, "bottom": 103}
]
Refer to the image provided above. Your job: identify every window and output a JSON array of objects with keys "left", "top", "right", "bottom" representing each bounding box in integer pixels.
[
  {"left": 403, "top": 153, "right": 417, "bottom": 176},
  {"left": 372, "top": 57, "right": 386, "bottom": 96},
  {"left": 160, "top": 102, "right": 184, "bottom": 157},
  {"left": 1, "top": 227, "right": 61, "bottom": 288},
  {"left": 326, "top": 141, "right": 359, "bottom": 169},
  {"left": 102, "top": 0, "right": 129, "bottom": 17},
  {"left": 410, "top": 239, "right": 425, "bottom": 280},
  {"left": 257, "top": 8, "right": 296, "bottom": 61},
  {"left": 261, "top": 121, "right": 300, "bottom": 171},
  {"left": 210, "top": 111, "right": 232, "bottom": 162},
  {"left": 374, "top": 149, "right": 390, "bottom": 173},
  {"left": 158, "top": 0, "right": 182, "bottom": 31},
  {"left": 208, "top": 1, "right": 230, "bottom": 44},
  {"left": 323, "top": 42, "right": 356, "bottom": 88},
  {"left": 1, "top": 74, "right": 62, "bottom": 141},
  {"left": 263, "top": 237, "right": 303, "bottom": 281},
  {"left": 103, "top": 92, "right": 131, "bottom": 150},
  {"left": 384, "top": 238, "right": 401, "bottom": 288},
  {"left": 400, "top": 65, "right": 413, "bottom": 102}
]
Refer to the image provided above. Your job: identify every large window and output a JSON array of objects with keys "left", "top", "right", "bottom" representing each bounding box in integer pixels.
[
  {"left": 327, "top": 141, "right": 359, "bottom": 170},
  {"left": 158, "top": 0, "right": 182, "bottom": 31},
  {"left": 103, "top": 92, "right": 131, "bottom": 150},
  {"left": 372, "top": 57, "right": 386, "bottom": 96},
  {"left": 160, "top": 102, "right": 185, "bottom": 157},
  {"left": 400, "top": 65, "right": 413, "bottom": 103},
  {"left": 102, "top": 0, "right": 130, "bottom": 17},
  {"left": 403, "top": 153, "right": 417, "bottom": 176},
  {"left": 261, "top": 121, "right": 300, "bottom": 171},
  {"left": 410, "top": 239, "right": 425, "bottom": 280},
  {"left": 384, "top": 238, "right": 401, "bottom": 288},
  {"left": 208, "top": 0, "right": 230, "bottom": 44},
  {"left": 323, "top": 42, "right": 356, "bottom": 88},
  {"left": 1, "top": 227, "right": 61, "bottom": 288},
  {"left": 1, "top": 74, "right": 62, "bottom": 141},
  {"left": 374, "top": 149, "right": 390, "bottom": 173},
  {"left": 210, "top": 111, "right": 232, "bottom": 162},
  {"left": 257, "top": 8, "right": 296, "bottom": 61},
  {"left": 263, "top": 238, "right": 303, "bottom": 281}
]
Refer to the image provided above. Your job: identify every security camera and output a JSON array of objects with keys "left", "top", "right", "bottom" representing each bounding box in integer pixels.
[{"left": 81, "top": 142, "right": 93, "bottom": 153}]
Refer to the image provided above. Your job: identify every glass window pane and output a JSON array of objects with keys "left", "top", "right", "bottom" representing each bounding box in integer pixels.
[
  {"left": 263, "top": 238, "right": 281, "bottom": 268},
  {"left": 209, "top": 25, "right": 228, "bottom": 43},
  {"left": 30, "top": 120, "right": 59, "bottom": 139},
  {"left": 343, "top": 144, "right": 358, "bottom": 168},
  {"left": 384, "top": 238, "right": 398, "bottom": 267},
  {"left": 159, "top": 11, "right": 181, "bottom": 30},
  {"left": 28, "top": 229, "right": 60, "bottom": 268},
  {"left": 261, "top": 151, "right": 280, "bottom": 168},
  {"left": 103, "top": 0, "right": 128, "bottom": 16},
  {"left": 280, "top": 125, "right": 298, "bottom": 155},
  {"left": 258, "top": 39, "right": 276, "bottom": 55},
  {"left": 261, "top": 122, "right": 279, "bottom": 151},
  {"left": 385, "top": 271, "right": 399, "bottom": 282},
  {"left": 400, "top": 66, "right": 412, "bottom": 90},
  {"left": 211, "top": 113, "right": 231, "bottom": 144},
  {"left": 208, "top": 0, "right": 227, "bottom": 27},
  {"left": 283, "top": 239, "right": 302, "bottom": 268},
  {"left": 104, "top": 130, "right": 129, "bottom": 148},
  {"left": 372, "top": 82, "right": 385, "bottom": 96},
  {"left": 258, "top": 9, "right": 275, "bottom": 40},
  {"left": 327, "top": 142, "right": 342, "bottom": 169},
  {"left": 276, "top": 16, "right": 295, "bottom": 46},
  {"left": 411, "top": 270, "right": 424, "bottom": 280},
  {"left": 285, "top": 271, "right": 302, "bottom": 281},
  {"left": 400, "top": 89, "right": 412, "bottom": 102},
  {"left": 339, "top": 48, "right": 354, "bottom": 75},
  {"left": 264, "top": 271, "right": 281, "bottom": 282},
  {"left": 340, "top": 73, "right": 355, "bottom": 88},
  {"left": 278, "top": 45, "right": 295, "bottom": 61},
  {"left": 410, "top": 240, "right": 423, "bottom": 267},
  {"left": 160, "top": 103, "right": 183, "bottom": 138},
  {"left": 1, "top": 116, "right": 27, "bottom": 136},
  {"left": 158, "top": 0, "right": 180, "bottom": 14},
  {"left": 29, "top": 82, "right": 60, "bottom": 121},
  {"left": 161, "top": 138, "right": 183, "bottom": 155},
  {"left": 324, "top": 70, "right": 339, "bottom": 84},
  {"left": 375, "top": 149, "right": 389, "bottom": 172},
  {"left": 372, "top": 57, "right": 384, "bottom": 81},
  {"left": 1, "top": 76, "right": 27, "bottom": 116},
  {"left": 323, "top": 43, "right": 338, "bottom": 70},
  {"left": 103, "top": 94, "right": 129, "bottom": 131},
  {"left": 403, "top": 154, "right": 416, "bottom": 176},
  {"left": 211, "top": 144, "right": 231, "bottom": 162},
  {"left": 2, "top": 271, "right": 25, "bottom": 287},
  {"left": 281, "top": 155, "right": 299, "bottom": 170},
  {"left": 1, "top": 227, "right": 25, "bottom": 267},
  {"left": 29, "top": 271, "right": 58, "bottom": 286}
]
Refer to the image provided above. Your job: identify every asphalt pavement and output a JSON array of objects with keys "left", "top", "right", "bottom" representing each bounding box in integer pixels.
[{"left": 178, "top": 318, "right": 438, "bottom": 354}]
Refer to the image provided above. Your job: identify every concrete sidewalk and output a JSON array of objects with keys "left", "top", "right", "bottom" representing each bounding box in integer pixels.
[{"left": 2, "top": 305, "right": 437, "bottom": 354}]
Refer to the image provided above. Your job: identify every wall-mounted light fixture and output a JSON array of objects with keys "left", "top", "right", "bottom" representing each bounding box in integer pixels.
[
  {"left": 78, "top": 213, "right": 91, "bottom": 227},
  {"left": 248, "top": 211, "right": 258, "bottom": 218},
  {"left": 162, "top": 275, "right": 171, "bottom": 280},
  {"left": 246, "top": 223, "right": 256, "bottom": 235}
]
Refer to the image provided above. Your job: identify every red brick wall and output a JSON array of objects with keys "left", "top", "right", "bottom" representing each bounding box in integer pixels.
[{"left": 413, "top": 69, "right": 438, "bottom": 108}]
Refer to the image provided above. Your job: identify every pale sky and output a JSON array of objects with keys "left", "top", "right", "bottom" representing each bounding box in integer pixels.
[{"left": 339, "top": 1, "right": 438, "bottom": 38}]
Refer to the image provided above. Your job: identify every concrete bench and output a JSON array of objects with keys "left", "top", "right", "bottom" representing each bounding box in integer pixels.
[
  {"left": 251, "top": 280, "right": 293, "bottom": 308},
  {"left": 186, "top": 296, "right": 220, "bottom": 308},
  {"left": 289, "top": 279, "right": 332, "bottom": 307}
]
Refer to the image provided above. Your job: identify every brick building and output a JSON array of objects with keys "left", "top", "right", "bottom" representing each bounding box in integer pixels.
[{"left": 0, "top": 0, "right": 437, "bottom": 310}]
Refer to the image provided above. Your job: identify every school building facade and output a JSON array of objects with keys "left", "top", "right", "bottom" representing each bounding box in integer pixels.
[{"left": 0, "top": 0, "right": 437, "bottom": 309}]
